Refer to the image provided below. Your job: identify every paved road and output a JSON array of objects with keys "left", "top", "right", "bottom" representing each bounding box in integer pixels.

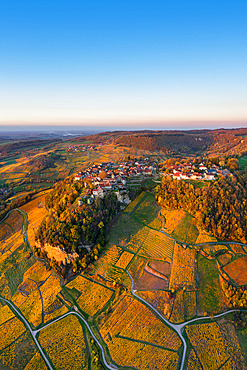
[
  {"left": 0, "top": 208, "right": 118, "bottom": 370},
  {"left": 127, "top": 270, "right": 247, "bottom": 370},
  {"left": 0, "top": 294, "right": 118, "bottom": 370},
  {"left": 0, "top": 296, "right": 53, "bottom": 370},
  {"left": 1, "top": 207, "right": 247, "bottom": 370},
  {"left": 35, "top": 310, "right": 118, "bottom": 370},
  {"left": 160, "top": 228, "right": 247, "bottom": 249}
]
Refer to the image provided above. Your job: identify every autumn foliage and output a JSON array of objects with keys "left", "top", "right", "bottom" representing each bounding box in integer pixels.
[{"left": 156, "top": 175, "right": 247, "bottom": 242}]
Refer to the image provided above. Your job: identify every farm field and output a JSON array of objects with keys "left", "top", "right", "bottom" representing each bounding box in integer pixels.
[
  {"left": 223, "top": 256, "right": 247, "bottom": 286},
  {"left": 0, "top": 331, "right": 38, "bottom": 370},
  {"left": 0, "top": 209, "right": 24, "bottom": 257},
  {"left": 186, "top": 321, "right": 247, "bottom": 369},
  {"left": 197, "top": 253, "right": 225, "bottom": 315},
  {"left": 11, "top": 261, "right": 66, "bottom": 328},
  {"left": 38, "top": 315, "right": 89, "bottom": 369},
  {"left": 171, "top": 212, "right": 199, "bottom": 244},
  {"left": 100, "top": 295, "right": 181, "bottom": 368},
  {"left": 115, "top": 250, "right": 134, "bottom": 269},
  {"left": 137, "top": 290, "right": 173, "bottom": 316},
  {"left": 0, "top": 316, "right": 26, "bottom": 351},
  {"left": 66, "top": 275, "right": 114, "bottom": 316},
  {"left": 161, "top": 209, "right": 187, "bottom": 234},
  {"left": 20, "top": 191, "right": 50, "bottom": 247},
  {"left": 169, "top": 243, "right": 196, "bottom": 291},
  {"left": 24, "top": 351, "right": 48, "bottom": 370}
]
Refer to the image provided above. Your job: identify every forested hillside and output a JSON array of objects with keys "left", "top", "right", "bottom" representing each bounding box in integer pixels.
[
  {"left": 100, "top": 128, "right": 247, "bottom": 156},
  {"left": 28, "top": 152, "right": 62, "bottom": 171},
  {"left": 114, "top": 132, "right": 208, "bottom": 154},
  {"left": 35, "top": 179, "right": 121, "bottom": 275},
  {"left": 156, "top": 174, "right": 247, "bottom": 242}
]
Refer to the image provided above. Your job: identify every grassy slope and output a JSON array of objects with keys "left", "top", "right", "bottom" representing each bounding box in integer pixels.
[{"left": 197, "top": 254, "right": 225, "bottom": 315}]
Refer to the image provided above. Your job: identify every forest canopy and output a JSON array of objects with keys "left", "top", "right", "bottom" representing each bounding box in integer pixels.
[
  {"left": 156, "top": 174, "right": 247, "bottom": 243},
  {"left": 35, "top": 179, "right": 120, "bottom": 255}
]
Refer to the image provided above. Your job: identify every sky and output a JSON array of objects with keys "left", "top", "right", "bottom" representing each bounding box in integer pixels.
[{"left": 0, "top": 0, "right": 247, "bottom": 129}]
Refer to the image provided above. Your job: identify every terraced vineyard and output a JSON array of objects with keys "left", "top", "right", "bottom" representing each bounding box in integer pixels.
[
  {"left": 66, "top": 275, "right": 114, "bottom": 316},
  {"left": 38, "top": 315, "right": 89, "bottom": 370},
  {"left": 1, "top": 190, "right": 247, "bottom": 369},
  {"left": 140, "top": 229, "right": 174, "bottom": 259}
]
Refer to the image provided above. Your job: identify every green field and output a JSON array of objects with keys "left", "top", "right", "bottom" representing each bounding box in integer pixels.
[
  {"left": 6, "top": 257, "right": 35, "bottom": 296},
  {"left": 239, "top": 155, "right": 247, "bottom": 170},
  {"left": 170, "top": 212, "right": 199, "bottom": 244},
  {"left": 197, "top": 254, "right": 225, "bottom": 315}
]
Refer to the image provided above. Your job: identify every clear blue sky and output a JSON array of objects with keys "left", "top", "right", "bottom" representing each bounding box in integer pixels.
[{"left": 0, "top": 0, "right": 247, "bottom": 128}]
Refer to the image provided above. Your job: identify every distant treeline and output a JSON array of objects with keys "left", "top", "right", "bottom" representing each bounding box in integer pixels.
[
  {"left": 75, "top": 127, "right": 247, "bottom": 157},
  {"left": 114, "top": 133, "right": 209, "bottom": 154},
  {"left": 156, "top": 175, "right": 247, "bottom": 243}
]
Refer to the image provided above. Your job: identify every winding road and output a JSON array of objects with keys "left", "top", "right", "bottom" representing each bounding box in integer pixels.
[
  {"left": 1, "top": 207, "right": 247, "bottom": 370},
  {"left": 127, "top": 217, "right": 247, "bottom": 369},
  {"left": 160, "top": 227, "right": 247, "bottom": 249},
  {"left": 0, "top": 294, "right": 118, "bottom": 370},
  {"left": 127, "top": 270, "right": 247, "bottom": 370},
  {"left": 0, "top": 296, "right": 53, "bottom": 370}
]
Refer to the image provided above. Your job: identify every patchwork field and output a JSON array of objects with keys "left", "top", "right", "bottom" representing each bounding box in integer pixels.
[
  {"left": 100, "top": 295, "right": 181, "bottom": 369},
  {"left": 0, "top": 316, "right": 26, "bottom": 351},
  {"left": 169, "top": 243, "right": 196, "bottom": 291},
  {"left": 223, "top": 256, "right": 247, "bottom": 286},
  {"left": 0, "top": 304, "right": 15, "bottom": 325},
  {"left": 38, "top": 314, "right": 89, "bottom": 370},
  {"left": 0, "top": 331, "right": 38, "bottom": 370},
  {"left": 195, "top": 231, "right": 218, "bottom": 244},
  {"left": 186, "top": 321, "right": 247, "bottom": 370},
  {"left": 92, "top": 244, "right": 124, "bottom": 283},
  {"left": 24, "top": 352, "right": 47, "bottom": 370},
  {"left": 10, "top": 261, "right": 67, "bottom": 328},
  {"left": 0, "top": 193, "right": 52, "bottom": 303},
  {"left": 137, "top": 290, "right": 173, "bottom": 316},
  {"left": 124, "top": 191, "right": 146, "bottom": 213},
  {"left": 171, "top": 212, "right": 199, "bottom": 244},
  {"left": 0, "top": 210, "right": 24, "bottom": 256},
  {"left": 132, "top": 192, "right": 160, "bottom": 225},
  {"left": 66, "top": 275, "right": 114, "bottom": 316},
  {"left": 161, "top": 209, "right": 187, "bottom": 234},
  {"left": 1, "top": 180, "right": 247, "bottom": 370},
  {"left": 197, "top": 254, "right": 225, "bottom": 315}
]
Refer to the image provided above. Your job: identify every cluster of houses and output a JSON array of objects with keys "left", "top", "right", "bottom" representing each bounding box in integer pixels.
[
  {"left": 67, "top": 144, "right": 98, "bottom": 152},
  {"left": 164, "top": 162, "right": 232, "bottom": 181},
  {"left": 75, "top": 160, "right": 156, "bottom": 205}
]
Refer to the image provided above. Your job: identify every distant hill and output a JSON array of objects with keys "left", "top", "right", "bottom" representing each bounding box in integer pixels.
[
  {"left": 0, "top": 139, "right": 61, "bottom": 155},
  {"left": 84, "top": 127, "right": 247, "bottom": 157}
]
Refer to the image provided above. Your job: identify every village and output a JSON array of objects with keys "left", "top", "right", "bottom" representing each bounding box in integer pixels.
[
  {"left": 67, "top": 143, "right": 98, "bottom": 152},
  {"left": 162, "top": 161, "right": 232, "bottom": 181},
  {"left": 74, "top": 158, "right": 157, "bottom": 205}
]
